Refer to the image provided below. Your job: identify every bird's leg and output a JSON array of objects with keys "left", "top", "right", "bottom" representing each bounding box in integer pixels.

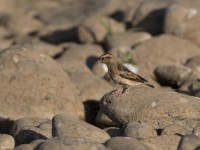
[
  {"left": 115, "top": 87, "right": 124, "bottom": 94},
  {"left": 122, "top": 85, "right": 130, "bottom": 94}
]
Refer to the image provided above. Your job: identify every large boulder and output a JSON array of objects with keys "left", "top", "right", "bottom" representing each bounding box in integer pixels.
[
  {"left": 0, "top": 44, "right": 84, "bottom": 120},
  {"left": 100, "top": 85, "right": 200, "bottom": 131},
  {"left": 154, "top": 65, "right": 192, "bottom": 87}
]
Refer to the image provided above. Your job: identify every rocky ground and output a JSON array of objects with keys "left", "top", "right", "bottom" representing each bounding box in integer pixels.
[{"left": 1, "top": 0, "right": 200, "bottom": 149}]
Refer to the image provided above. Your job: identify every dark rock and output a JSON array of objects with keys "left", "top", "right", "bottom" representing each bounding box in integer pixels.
[
  {"left": 11, "top": 117, "right": 51, "bottom": 145},
  {"left": 154, "top": 65, "right": 192, "bottom": 87}
]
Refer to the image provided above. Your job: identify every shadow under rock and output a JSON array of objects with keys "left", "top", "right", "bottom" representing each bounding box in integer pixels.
[
  {"left": 177, "top": 82, "right": 200, "bottom": 97},
  {"left": 86, "top": 56, "right": 99, "bottom": 69},
  {"left": 40, "top": 27, "right": 79, "bottom": 45},
  {"left": 15, "top": 130, "right": 48, "bottom": 146},
  {"left": 83, "top": 100, "right": 100, "bottom": 125},
  {"left": 133, "top": 7, "right": 168, "bottom": 35},
  {"left": 109, "top": 11, "right": 125, "bottom": 22},
  {"left": 187, "top": 84, "right": 200, "bottom": 97},
  {"left": 0, "top": 117, "right": 15, "bottom": 134}
]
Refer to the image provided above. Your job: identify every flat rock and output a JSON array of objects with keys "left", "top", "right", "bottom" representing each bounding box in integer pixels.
[
  {"left": 154, "top": 65, "right": 192, "bottom": 87},
  {"left": 100, "top": 85, "right": 200, "bottom": 130},
  {"left": 10, "top": 117, "right": 51, "bottom": 145},
  {"left": 178, "top": 134, "right": 200, "bottom": 150},
  {"left": 0, "top": 134, "right": 15, "bottom": 150},
  {"left": 106, "top": 137, "right": 148, "bottom": 150},
  {"left": 132, "top": 34, "right": 200, "bottom": 76},
  {"left": 0, "top": 44, "right": 84, "bottom": 120},
  {"left": 37, "top": 137, "right": 107, "bottom": 150},
  {"left": 52, "top": 114, "right": 110, "bottom": 143},
  {"left": 142, "top": 135, "right": 181, "bottom": 150},
  {"left": 122, "top": 121, "right": 157, "bottom": 139}
]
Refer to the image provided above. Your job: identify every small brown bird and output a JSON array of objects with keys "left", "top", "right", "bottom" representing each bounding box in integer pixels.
[{"left": 99, "top": 53, "right": 154, "bottom": 93}]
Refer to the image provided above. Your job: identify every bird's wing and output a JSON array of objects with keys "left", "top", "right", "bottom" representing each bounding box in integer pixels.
[{"left": 118, "top": 64, "right": 148, "bottom": 83}]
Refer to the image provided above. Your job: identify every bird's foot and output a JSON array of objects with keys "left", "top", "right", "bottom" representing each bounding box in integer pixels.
[
  {"left": 122, "top": 86, "right": 130, "bottom": 94},
  {"left": 115, "top": 87, "right": 124, "bottom": 94},
  {"left": 115, "top": 86, "right": 130, "bottom": 95}
]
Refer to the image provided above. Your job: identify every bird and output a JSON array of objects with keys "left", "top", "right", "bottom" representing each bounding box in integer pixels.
[{"left": 99, "top": 53, "right": 154, "bottom": 93}]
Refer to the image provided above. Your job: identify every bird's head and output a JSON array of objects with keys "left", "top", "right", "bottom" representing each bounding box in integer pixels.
[{"left": 99, "top": 53, "right": 118, "bottom": 64}]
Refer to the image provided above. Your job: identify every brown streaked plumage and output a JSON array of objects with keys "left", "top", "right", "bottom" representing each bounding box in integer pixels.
[{"left": 99, "top": 53, "right": 154, "bottom": 88}]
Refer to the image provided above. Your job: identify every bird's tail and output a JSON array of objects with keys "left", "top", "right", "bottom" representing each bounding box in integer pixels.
[{"left": 145, "top": 83, "right": 154, "bottom": 88}]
